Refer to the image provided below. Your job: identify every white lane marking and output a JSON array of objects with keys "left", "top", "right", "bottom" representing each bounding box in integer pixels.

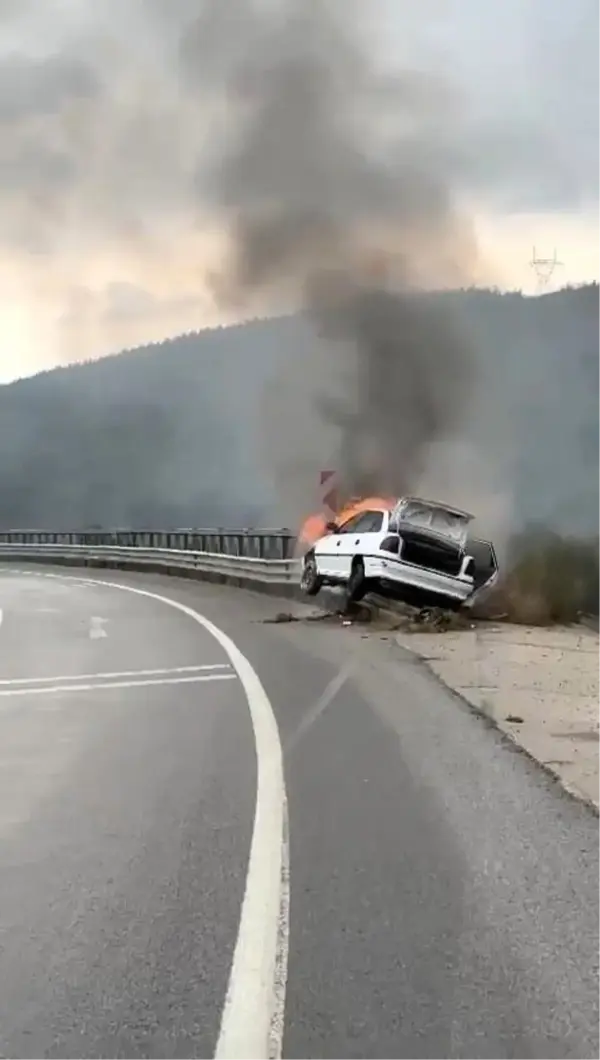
[
  {"left": 0, "top": 673, "right": 238, "bottom": 698},
  {"left": 0, "top": 607, "right": 3, "bottom": 627},
  {"left": 268, "top": 796, "right": 290, "bottom": 1060},
  {"left": 286, "top": 660, "right": 355, "bottom": 755},
  {"left": 4, "top": 569, "right": 288, "bottom": 1060},
  {"left": 89, "top": 615, "right": 108, "bottom": 639},
  {"left": 0, "top": 664, "right": 231, "bottom": 687}
]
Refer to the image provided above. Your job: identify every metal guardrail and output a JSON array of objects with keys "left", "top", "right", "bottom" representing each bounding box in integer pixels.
[
  {"left": 0, "top": 540, "right": 300, "bottom": 585},
  {"left": 0, "top": 527, "right": 500, "bottom": 600},
  {"left": 0, "top": 528, "right": 296, "bottom": 561}
]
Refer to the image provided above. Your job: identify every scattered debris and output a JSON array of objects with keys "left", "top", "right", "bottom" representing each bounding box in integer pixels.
[
  {"left": 263, "top": 600, "right": 376, "bottom": 627},
  {"left": 412, "top": 606, "right": 472, "bottom": 632},
  {"left": 505, "top": 714, "right": 524, "bottom": 724},
  {"left": 263, "top": 599, "right": 477, "bottom": 634}
]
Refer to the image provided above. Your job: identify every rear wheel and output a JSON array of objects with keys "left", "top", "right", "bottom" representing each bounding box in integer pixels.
[
  {"left": 344, "top": 557, "right": 367, "bottom": 606},
  {"left": 301, "top": 553, "right": 323, "bottom": 596}
]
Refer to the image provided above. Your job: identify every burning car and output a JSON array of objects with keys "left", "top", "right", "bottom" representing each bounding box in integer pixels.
[{"left": 299, "top": 496, "right": 498, "bottom": 610}]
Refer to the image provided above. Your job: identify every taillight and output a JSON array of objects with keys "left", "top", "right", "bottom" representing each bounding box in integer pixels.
[{"left": 380, "top": 535, "right": 400, "bottom": 554}]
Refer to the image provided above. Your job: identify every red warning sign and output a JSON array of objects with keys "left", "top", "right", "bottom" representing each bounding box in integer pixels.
[{"left": 319, "top": 469, "right": 338, "bottom": 516}]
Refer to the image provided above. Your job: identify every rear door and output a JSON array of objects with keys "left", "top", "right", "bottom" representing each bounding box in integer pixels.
[
  {"left": 337, "top": 510, "right": 386, "bottom": 578},
  {"left": 320, "top": 513, "right": 364, "bottom": 579},
  {"left": 467, "top": 537, "right": 499, "bottom": 592}
]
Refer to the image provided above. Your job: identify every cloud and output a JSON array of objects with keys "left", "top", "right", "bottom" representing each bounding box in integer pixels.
[{"left": 0, "top": 0, "right": 596, "bottom": 377}]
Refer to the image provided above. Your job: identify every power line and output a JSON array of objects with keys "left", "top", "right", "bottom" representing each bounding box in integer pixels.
[{"left": 529, "top": 246, "right": 564, "bottom": 292}]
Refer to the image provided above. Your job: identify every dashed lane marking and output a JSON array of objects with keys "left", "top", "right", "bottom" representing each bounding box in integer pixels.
[
  {"left": 0, "top": 673, "right": 238, "bottom": 698},
  {"left": 0, "top": 663, "right": 232, "bottom": 686}
]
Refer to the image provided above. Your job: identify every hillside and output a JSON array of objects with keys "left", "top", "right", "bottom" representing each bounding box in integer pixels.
[{"left": 0, "top": 284, "right": 597, "bottom": 535}]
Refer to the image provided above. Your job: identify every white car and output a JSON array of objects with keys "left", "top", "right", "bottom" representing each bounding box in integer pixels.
[{"left": 300, "top": 496, "right": 498, "bottom": 610}]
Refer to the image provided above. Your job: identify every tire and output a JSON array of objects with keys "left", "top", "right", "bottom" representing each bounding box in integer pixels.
[
  {"left": 344, "top": 557, "right": 367, "bottom": 606},
  {"left": 301, "top": 553, "right": 323, "bottom": 596}
]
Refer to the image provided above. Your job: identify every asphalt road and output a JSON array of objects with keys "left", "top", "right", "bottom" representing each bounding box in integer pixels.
[{"left": 0, "top": 567, "right": 597, "bottom": 1059}]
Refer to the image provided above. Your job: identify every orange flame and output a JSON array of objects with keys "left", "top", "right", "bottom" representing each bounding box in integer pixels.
[{"left": 298, "top": 495, "right": 395, "bottom": 550}]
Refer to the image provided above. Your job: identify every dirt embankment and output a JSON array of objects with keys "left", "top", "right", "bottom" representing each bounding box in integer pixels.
[
  {"left": 389, "top": 531, "right": 598, "bottom": 807},
  {"left": 475, "top": 530, "right": 598, "bottom": 627}
]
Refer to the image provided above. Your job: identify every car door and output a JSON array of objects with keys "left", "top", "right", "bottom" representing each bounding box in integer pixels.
[
  {"left": 324, "top": 513, "right": 365, "bottom": 579},
  {"left": 313, "top": 527, "right": 341, "bottom": 578},
  {"left": 336, "top": 510, "right": 385, "bottom": 578},
  {"left": 355, "top": 510, "right": 386, "bottom": 566}
]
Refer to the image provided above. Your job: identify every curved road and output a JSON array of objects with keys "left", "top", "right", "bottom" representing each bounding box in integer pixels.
[{"left": 0, "top": 567, "right": 597, "bottom": 1059}]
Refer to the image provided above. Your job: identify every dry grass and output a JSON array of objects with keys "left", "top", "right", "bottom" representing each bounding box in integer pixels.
[{"left": 477, "top": 529, "right": 599, "bottom": 626}]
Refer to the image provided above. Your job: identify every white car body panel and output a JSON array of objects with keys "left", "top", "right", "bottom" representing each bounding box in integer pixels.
[
  {"left": 314, "top": 533, "right": 341, "bottom": 577},
  {"left": 337, "top": 529, "right": 385, "bottom": 578},
  {"left": 363, "top": 554, "right": 473, "bottom": 601}
]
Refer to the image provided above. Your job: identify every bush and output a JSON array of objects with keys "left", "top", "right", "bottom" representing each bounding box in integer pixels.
[{"left": 478, "top": 529, "right": 598, "bottom": 625}]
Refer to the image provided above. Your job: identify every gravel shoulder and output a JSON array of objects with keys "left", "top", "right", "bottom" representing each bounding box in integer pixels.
[{"left": 396, "top": 622, "right": 599, "bottom": 808}]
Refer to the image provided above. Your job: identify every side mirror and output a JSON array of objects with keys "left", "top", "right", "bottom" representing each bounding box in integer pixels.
[{"left": 325, "top": 520, "right": 339, "bottom": 533}]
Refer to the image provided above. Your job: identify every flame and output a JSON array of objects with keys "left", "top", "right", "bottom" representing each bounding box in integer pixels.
[
  {"left": 298, "top": 512, "right": 328, "bottom": 547},
  {"left": 298, "top": 495, "right": 395, "bottom": 550}
]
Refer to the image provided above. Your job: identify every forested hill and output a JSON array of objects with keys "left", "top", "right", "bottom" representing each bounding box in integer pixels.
[{"left": 0, "top": 284, "right": 597, "bottom": 535}]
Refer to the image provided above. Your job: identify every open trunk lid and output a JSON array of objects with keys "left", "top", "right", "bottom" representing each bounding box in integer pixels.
[{"left": 391, "top": 497, "right": 474, "bottom": 551}]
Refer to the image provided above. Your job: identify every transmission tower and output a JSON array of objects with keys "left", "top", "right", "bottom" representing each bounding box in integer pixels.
[{"left": 529, "top": 246, "right": 564, "bottom": 292}]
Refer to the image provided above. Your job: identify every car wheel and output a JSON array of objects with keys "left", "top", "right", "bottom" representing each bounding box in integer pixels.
[
  {"left": 301, "top": 553, "right": 323, "bottom": 596},
  {"left": 345, "top": 557, "right": 367, "bottom": 605}
]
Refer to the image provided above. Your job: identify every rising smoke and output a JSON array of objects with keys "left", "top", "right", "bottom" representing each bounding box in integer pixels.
[
  {"left": 187, "top": 0, "right": 483, "bottom": 517},
  {"left": 1, "top": 0, "right": 596, "bottom": 535}
]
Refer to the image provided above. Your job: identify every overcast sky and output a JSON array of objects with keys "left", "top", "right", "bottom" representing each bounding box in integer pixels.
[{"left": 0, "top": 0, "right": 597, "bottom": 382}]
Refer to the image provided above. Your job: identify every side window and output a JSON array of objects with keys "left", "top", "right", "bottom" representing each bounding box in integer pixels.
[
  {"left": 363, "top": 511, "right": 384, "bottom": 533},
  {"left": 340, "top": 510, "right": 383, "bottom": 534},
  {"left": 338, "top": 513, "right": 365, "bottom": 534}
]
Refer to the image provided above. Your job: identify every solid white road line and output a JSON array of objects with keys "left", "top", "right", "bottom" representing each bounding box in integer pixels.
[
  {"left": 0, "top": 673, "right": 238, "bottom": 698},
  {"left": 268, "top": 796, "right": 290, "bottom": 1060},
  {"left": 0, "top": 664, "right": 232, "bottom": 686},
  {"left": 8, "top": 569, "right": 289, "bottom": 1060},
  {"left": 0, "top": 607, "right": 3, "bottom": 628}
]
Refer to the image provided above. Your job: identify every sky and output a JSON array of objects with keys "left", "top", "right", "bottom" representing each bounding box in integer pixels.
[{"left": 0, "top": 0, "right": 597, "bottom": 383}]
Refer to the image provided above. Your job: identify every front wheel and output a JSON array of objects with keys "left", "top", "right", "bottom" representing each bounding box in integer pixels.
[{"left": 301, "top": 554, "right": 323, "bottom": 596}]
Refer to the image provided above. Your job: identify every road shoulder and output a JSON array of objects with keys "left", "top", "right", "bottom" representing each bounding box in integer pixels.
[{"left": 396, "top": 622, "right": 599, "bottom": 809}]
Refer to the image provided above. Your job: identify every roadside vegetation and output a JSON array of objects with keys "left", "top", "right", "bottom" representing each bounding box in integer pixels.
[{"left": 476, "top": 529, "right": 599, "bottom": 625}]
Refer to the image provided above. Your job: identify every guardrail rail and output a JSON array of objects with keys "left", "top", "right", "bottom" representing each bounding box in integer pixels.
[
  {"left": 0, "top": 527, "right": 500, "bottom": 607},
  {"left": 0, "top": 529, "right": 300, "bottom": 588}
]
